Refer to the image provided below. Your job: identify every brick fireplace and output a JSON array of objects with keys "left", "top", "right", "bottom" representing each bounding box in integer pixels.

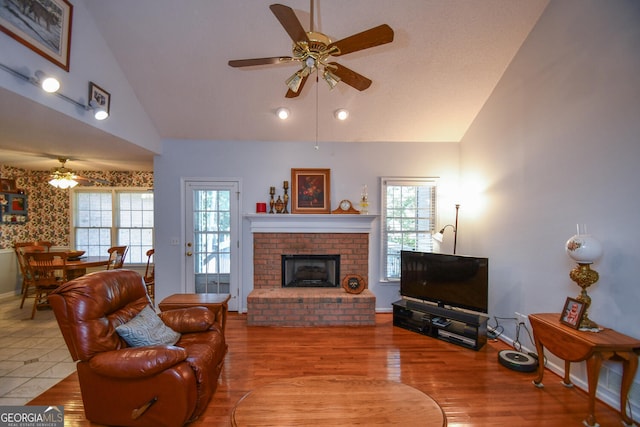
[{"left": 246, "top": 214, "right": 376, "bottom": 326}]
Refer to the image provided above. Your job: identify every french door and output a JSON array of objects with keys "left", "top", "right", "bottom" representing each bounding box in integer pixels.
[{"left": 184, "top": 180, "right": 240, "bottom": 311}]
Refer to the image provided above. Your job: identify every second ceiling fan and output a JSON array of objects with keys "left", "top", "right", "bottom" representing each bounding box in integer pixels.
[{"left": 228, "top": 2, "right": 394, "bottom": 98}]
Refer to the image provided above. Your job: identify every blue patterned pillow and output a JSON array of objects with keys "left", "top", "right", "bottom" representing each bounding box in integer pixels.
[{"left": 116, "top": 305, "right": 181, "bottom": 347}]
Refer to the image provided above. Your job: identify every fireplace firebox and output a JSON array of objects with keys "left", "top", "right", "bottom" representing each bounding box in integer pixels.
[{"left": 281, "top": 254, "right": 340, "bottom": 288}]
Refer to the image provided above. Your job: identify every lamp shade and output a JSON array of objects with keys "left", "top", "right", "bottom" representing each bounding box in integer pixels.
[{"left": 566, "top": 233, "right": 602, "bottom": 264}]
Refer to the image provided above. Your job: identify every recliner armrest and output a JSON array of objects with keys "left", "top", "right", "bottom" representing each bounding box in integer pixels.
[
  {"left": 89, "top": 345, "right": 188, "bottom": 378},
  {"left": 159, "top": 307, "right": 215, "bottom": 333}
]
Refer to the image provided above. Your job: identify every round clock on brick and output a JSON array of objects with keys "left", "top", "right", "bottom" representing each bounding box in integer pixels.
[{"left": 342, "top": 274, "right": 366, "bottom": 294}]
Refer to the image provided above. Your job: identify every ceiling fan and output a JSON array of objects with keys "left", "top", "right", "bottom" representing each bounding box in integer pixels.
[
  {"left": 228, "top": 2, "right": 394, "bottom": 98},
  {"left": 49, "top": 158, "right": 110, "bottom": 188}
]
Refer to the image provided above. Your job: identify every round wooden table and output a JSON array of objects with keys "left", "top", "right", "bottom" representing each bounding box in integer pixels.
[{"left": 231, "top": 375, "right": 446, "bottom": 426}]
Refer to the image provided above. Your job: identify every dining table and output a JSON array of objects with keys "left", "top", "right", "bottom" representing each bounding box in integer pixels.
[{"left": 65, "top": 256, "right": 111, "bottom": 280}]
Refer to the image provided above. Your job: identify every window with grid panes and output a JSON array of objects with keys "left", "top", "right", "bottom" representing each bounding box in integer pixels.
[
  {"left": 73, "top": 190, "right": 154, "bottom": 264},
  {"left": 381, "top": 178, "right": 437, "bottom": 280}
]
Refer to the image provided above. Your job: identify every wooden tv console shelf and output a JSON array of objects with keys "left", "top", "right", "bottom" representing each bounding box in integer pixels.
[{"left": 392, "top": 299, "right": 488, "bottom": 350}]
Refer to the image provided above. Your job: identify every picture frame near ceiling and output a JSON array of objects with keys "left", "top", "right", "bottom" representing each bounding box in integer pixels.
[
  {"left": 0, "top": 0, "right": 73, "bottom": 71},
  {"left": 291, "top": 168, "right": 331, "bottom": 214},
  {"left": 89, "top": 81, "right": 110, "bottom": 115}
]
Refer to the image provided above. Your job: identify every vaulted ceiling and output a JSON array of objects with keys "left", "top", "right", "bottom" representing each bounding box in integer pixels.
[{"left": 0, "top": 0, "right": 549, "bottom": 171}]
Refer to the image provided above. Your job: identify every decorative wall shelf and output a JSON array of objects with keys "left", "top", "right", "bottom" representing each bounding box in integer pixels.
[{"left": 244, "top": 214, "right": 378, "bottom": 234}]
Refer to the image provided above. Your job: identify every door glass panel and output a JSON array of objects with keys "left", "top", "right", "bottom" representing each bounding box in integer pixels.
[{"left": 193, "top": 189, "right": 231, "bottom": 294}]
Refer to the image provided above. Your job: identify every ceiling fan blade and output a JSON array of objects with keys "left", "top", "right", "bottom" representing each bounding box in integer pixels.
[
  {"left": 285, "top": 74, "right": 309, "bottom": 98},
  {"left": 75, "top": 175, "right": 111, "bottom": 186},
  {"left": 328, "top": 62, "right": 372, "bottom": 91},
  {"left": 270, "top": 4, "right": 309, "bottom": 43},
  {"left": 228, "top": 57, "right": 294, "bottom": 67},
  {"left": 328, "top": 24, "right": 394, "bottom": 56}
]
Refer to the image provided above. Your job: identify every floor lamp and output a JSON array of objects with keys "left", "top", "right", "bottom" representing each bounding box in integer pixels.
[{"left": 433, "top": 204, "right": 460, "bottom": 254}]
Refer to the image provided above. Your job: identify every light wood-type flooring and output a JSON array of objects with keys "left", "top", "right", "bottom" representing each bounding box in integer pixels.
[{"left": 29, "top": 313, "right": 631, "bottom": 426}]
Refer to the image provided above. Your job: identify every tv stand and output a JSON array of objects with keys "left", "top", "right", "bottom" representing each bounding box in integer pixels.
[{"left": 392, "top": 299, "right": 488, "bottom": 350}]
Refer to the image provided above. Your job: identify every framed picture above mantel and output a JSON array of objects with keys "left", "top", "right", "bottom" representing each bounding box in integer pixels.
[{"left": 291, "top": 168, "right": 331, "bottom": 214}]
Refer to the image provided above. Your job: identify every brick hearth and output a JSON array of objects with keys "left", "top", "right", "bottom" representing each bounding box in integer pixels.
[{"left": 246, "top": 215, "right": 376, "bottom": 326}]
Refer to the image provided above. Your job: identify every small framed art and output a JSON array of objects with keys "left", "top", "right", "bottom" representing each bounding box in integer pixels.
[
  {"left": 89, "top": 82, "right": 111, "bottom": 116},
  {"left": 560, "top": 297, "right": 585, "bottom": 329},
  {"left": 1, "top": 178, "right": 17, "bottom": 193}
]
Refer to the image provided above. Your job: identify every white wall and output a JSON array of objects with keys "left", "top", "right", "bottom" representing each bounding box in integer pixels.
[
  {"left": 153, "top": 140, "right": 460, "bottom": 310},
  {"left": 460, "top": 0, "right": 640, "bottom": 416}
]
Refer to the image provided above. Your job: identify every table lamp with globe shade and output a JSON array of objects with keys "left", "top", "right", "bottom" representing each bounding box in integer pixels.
[{"left": 565, "top": 224, "right": 603, "bottom": 331}]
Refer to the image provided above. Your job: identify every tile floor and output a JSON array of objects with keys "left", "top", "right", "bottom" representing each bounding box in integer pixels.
[{"left": 0, "top": 294, "right": 75, "bottom": 405}]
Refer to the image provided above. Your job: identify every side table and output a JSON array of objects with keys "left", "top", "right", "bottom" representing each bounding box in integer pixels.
[
  {"left": 529, "top": 313, "right": 640, "bottom": 427},
  {"left": 159, "top": 293, "right": 231, "bottom": 334}
]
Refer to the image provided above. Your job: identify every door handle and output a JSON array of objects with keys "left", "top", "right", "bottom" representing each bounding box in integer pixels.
[{"left": 186, "top": 251, "right": 192, "bottom": 256}]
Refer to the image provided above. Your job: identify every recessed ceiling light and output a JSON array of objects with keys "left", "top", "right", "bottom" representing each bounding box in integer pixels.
[
  {"left": 276, "top": 107, "right": 290, "bottom": 120},
  {"left": 334, "top": 109, "right": 349, "bottom": 121}
]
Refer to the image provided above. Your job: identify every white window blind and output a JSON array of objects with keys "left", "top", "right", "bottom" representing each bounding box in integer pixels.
[{"left": 381, "top": 177, "right": 437, "bottom": 280}]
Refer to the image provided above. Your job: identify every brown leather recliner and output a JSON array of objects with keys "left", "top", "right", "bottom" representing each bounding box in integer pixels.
[{"left": 49, "top": 269, "right": 227, "bottom": 427}]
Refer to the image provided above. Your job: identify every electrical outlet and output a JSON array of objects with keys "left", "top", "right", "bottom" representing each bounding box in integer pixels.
[{"left": 515, "top": 312, "right": 528, "bottom": 322}]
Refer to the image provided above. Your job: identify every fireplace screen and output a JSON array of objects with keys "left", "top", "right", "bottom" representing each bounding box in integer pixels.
[{"left": 281, "top": 254, "right": 340, "bottom": 288}]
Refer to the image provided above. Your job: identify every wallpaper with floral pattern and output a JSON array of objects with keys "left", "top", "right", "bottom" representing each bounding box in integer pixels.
[{"left": 0, "top": 165, "right": 153, "bottom": 249}]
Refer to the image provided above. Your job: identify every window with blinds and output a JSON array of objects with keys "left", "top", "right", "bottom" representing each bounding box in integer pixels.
[
  {"left": 73, "top": 189, "right": 154, "bottom": 264},
  {"left": 381, "top": 178, "right": 438, "bottom": 280}
]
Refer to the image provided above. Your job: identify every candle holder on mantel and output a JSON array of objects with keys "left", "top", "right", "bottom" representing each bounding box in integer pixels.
[
  {"left": 269, "top": 187, "right": 275, "bottom": 214},
  {"left": 283, "top": 180, "right": 289, "bottom": 214}
]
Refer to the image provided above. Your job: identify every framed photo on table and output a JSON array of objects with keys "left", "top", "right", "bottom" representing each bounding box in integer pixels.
[
  {"left": 0, "top": 0, "right": 73, "bottom": 71},
  {"left": 560, "top": 297, "right": 585, "bottom": 329},
  {"left": 291, "top": 168, "right": 331, "bottom": 214}
]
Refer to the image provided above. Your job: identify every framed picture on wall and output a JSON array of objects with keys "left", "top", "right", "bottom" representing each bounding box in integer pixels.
[
  {"left": 0, "top": 0, "right": 73, "bottom": 71},
  {"left": 7, "top": 193, "right": 27, "bottom": 215},
  {"left": 1, "top": 178, "right": 17, "bottom": 193},
  {"left": 560, "top": 297, "right": 585, "bottom": 329},
  {"left": 291, "top": 168, "right": 331, "bottom": 214}
]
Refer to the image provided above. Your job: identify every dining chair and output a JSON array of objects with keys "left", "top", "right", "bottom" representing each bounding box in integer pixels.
[
  {"left": 24, "top": 251, "right": 68, "bottom": 319},
  {"left": 106, "top": 246, "right": 128, "bottom": 270},
  {"left": 14, "top": 242, "right": 47, "bottom": 308},
  {"left": 144, "top": 249, "right": 155, "bottom": 304}
]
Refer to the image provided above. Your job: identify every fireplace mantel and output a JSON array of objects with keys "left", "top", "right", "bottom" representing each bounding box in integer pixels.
[{"left": 245, "top": 214, "right": 377, "bottom": 233}]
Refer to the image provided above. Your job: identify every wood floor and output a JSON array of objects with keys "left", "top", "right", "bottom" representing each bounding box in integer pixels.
[{"left": 29, "top": 313, "right": 629, "bottom": 426}]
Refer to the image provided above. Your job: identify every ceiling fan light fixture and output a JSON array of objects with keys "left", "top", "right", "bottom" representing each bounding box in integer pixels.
[
  {"left": 276, "top": 107, "right": 290, "bottom": 120},
  {"left": 334, "top": 108, "right": 349, "bottom": 121},
  {"left": 323, "top": 69, "right": 340, "bottom": 89},
  {"left": 34, "top": 70, "right": 60, "bottom": 93},
  {"left": 286, "top": 71, "right": 304, "bottom": 93},
  {"left": 49, "top": 174, "right": 78, "bottom": 189}
]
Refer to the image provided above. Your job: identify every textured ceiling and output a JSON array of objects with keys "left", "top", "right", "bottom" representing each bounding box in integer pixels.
[{"left": 0, "top": 0, "right": 549, "bottom": 171}]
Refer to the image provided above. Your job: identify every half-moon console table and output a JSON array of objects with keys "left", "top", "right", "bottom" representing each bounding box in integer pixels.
[{"left": 528, "top": 313, "right": 640, "bottom": 427}]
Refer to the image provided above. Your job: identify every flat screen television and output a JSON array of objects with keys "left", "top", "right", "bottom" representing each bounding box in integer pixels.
[{"left": 400, "top": 251, "right": 489, "bottom": 314}]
